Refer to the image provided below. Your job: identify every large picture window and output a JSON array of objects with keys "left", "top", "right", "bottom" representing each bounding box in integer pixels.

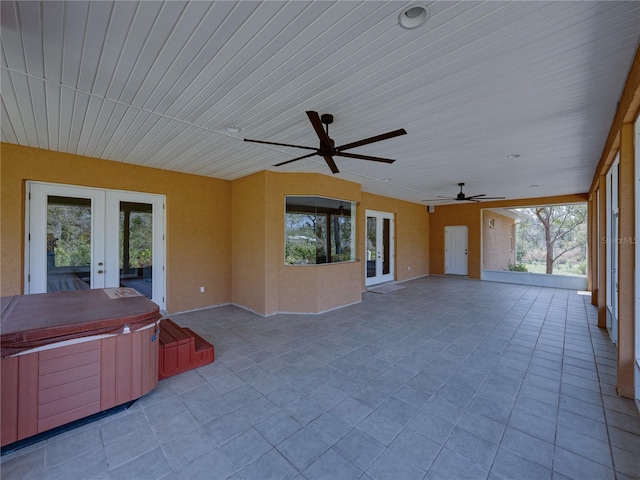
[{"left": 285, "top": 196, "right": 356, "bottom": 265}]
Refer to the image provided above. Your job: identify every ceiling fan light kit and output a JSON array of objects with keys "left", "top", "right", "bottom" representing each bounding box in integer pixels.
[{"left": 244, "top": 111, "right": 407, "bottom": 174}]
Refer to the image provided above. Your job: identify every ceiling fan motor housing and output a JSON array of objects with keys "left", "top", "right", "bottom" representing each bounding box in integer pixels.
[{"left": 320, "top": 114, "right": 334, "bottom": 125}]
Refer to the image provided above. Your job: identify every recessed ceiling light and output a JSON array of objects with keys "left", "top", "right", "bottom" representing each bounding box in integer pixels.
[
  {"left": 225, "top": 125, "right": 241, "bottom": 134},
  {"left": 383, "top": 178, "right": 391, "bottom": 182},
  {"left": 506, "top": 154, "right": 520, "bottom": 159},
  {"left": 398, "top": 4, "right": 429, "bottom": 29}
]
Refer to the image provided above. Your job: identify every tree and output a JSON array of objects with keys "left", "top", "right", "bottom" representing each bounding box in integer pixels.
[{"left": 517, "top": 205, "right": 587, "bottom": 274}]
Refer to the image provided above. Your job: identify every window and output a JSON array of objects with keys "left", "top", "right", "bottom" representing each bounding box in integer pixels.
[{"left": 285, "top": 196, "right": 356, "bottom": 265}]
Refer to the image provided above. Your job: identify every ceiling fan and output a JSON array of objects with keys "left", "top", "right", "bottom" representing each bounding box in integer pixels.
[
  {"left": 436, "top": 183, "right": 506, "bottom": 202},
  {"left": 244, "top": 111, "right": 407, "bottom": 174}
]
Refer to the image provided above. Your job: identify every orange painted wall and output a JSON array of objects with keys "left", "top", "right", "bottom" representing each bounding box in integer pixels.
[
  {"left": 266, "top": 172, "right": 362, "bottom": 315},
  {"left": 0, "top": 143, "right": 231, "bottom": 313},
  {"left": 482, "top": 211, "right": 515, "bottom": 270},
  {"left": 231, "top": 172, "right": 267, "bottom": 314},
  {"left": 230, "top": 172, "right": 430, "bottom": 315},
  {"left": 429, "top": 195, "right": 587, "bottom": 279}
]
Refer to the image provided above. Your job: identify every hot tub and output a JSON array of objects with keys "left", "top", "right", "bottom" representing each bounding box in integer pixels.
[{"left": 1, "top": 288, "right": 161, "bottom": 447}]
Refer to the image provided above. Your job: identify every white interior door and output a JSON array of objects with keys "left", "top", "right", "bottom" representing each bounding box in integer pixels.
[
  {"left": 27, "top": 182, "right": 165, "bottom": 310},
  {"left": 366, "top": 210, "right": 394, "bottom": 286},
  {"left": 445, "top": 225, "right": 468, "bottom": 275}
]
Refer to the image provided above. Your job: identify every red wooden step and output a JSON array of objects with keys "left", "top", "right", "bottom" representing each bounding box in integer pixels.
[{"left": 158, "top": 319, "right": 214, "bottom": 380}]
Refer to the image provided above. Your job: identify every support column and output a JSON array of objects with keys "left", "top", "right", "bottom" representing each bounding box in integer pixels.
[
  {"left": 617, "top": 122, "right": 635, "bottom": 398},
  {"left": 588, "top": 193, "right": 596, "bottom": 303},
  {"left": 597, "top": 175, "right": 607, "bottom": 328}
]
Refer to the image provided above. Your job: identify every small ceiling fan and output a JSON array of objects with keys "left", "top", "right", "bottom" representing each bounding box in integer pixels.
[
  {"left": 244, "top": 111, "right": 406, "bottom": 174},
  {"left": 436, "top": 183, "right": 505, "bottom": 202}
]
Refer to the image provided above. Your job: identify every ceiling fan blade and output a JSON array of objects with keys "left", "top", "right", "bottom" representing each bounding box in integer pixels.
[
  {"left": 244, "top": 138, "right": 316, "bottom": 151},
  {"left": 273, "top": 152, "right": 317, "bottom": 167},
  {"left": 477, "top": 196, "right": 506, "bottom": 200},
  {"left": 437, "top": 196, "right": 456, "bottom": 199},
  {"left": 336, "top": 128, "right": 407, "bottom": 152},
  {"left": 306, "top": 111, "right": 333, "bottom": 146},
  {"left": 323, "top": 155, "right": 340, "bottom": 174},
  {"left": 335, "top": 152, "right": 396, "bottom": 164}
]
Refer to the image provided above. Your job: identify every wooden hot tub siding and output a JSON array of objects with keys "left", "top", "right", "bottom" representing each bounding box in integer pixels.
[{"left": 1, "top": 324, "right": 158, "bottom": 446}]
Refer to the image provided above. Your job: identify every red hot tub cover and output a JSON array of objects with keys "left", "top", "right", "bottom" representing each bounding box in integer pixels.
[{"left": 1, "top": 288, "right": 161, "bottom": 358}]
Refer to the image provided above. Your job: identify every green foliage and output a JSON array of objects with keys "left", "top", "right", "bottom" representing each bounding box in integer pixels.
[
  {"left": 508, "top": 262, "right": 528, "bottom": 272},
  {"left": 515, "top": 204, "right": 587, "bottom": 275},
  {"left": 285, "top": 209, "right": 353, "bottom": 265}
]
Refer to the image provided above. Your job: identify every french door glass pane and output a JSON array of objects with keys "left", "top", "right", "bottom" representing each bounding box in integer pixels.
[
  {"left": 367, "top": 216, "right": 377, "bottom": 278},
  {"left": 46, "top": 196, "right": 92, "bottom": 292},
  {"left": 383, "top": 218, "right": 390, "bottom": 275},
  {"left": 119, "top": 201, "right": 153, "bottom": 298}
]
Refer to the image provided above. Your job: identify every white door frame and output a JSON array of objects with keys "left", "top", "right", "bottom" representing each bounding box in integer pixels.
[
  {"left": 365, "top": 210, "right": 395, "bottom": 287},
  {"left": 445, "top": 225, "right": 469, "bottom": 275},
  {"left": 26, "top": 182, "right": 166, "bottom": 310}
]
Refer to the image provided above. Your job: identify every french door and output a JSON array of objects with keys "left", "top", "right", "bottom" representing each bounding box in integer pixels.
[
  {"left": 365, "top": 210, "right": 394, "bottom": 286},
  {"left": 26, "top": 182, "right": 166, "bottom": 310}
]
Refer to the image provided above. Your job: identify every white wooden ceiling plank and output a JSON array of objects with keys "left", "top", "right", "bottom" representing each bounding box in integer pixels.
[
  {"left": 104, "top": 1, "right": 164, "bottom": 101},
  {"left": 130, "top": 1, "right": 213, "bottom": 108},
  {"left": 7, "top": 70, "right": 39, "bottom": 146},
  {"left": 76, "top": 96, "right": 106, "bottom": 157},
  {"left": 99, "top": 107, "right": 146, "bottom": 159},
  {"left": 76, "top": 1, "right": 114, "bottom": 92},
  {"left": 57, "top": 86, "right": 75, "bottom": 152},
  {"left": 162, "top": 1, "right": 285, "bottom": 118},
  {"left": 110, "top": 111, "right": 163, "bottom": 161},
  {"left": 27, "top": 76, "right": 48, "bottom": 148},
  {"left": 41, "top": 1, "right": 64, "bottom": 83},
  {"left": 177, "top": 1, "right": 324, "bottom": 124},
  {"left": 226, "top": 2, "right": 400, "bottom": 136},
  {"left": 67, "top": 90, "right": 91, "bottom": 155},
  {"left": 0, "top": 1, "right": 26, "bottom": 71},
  {"left": 157, "top": 129, "right": 224, "bottom": 171},
  {"left": 122, "top": 116, "right": 174, "bottom": 163},
  {"left": 44, "top": 82, "right": 60, "bottom": 152},
  {"left": 1, "top": 94, "right": 20, "bottom": 145},
  {"left": 199, "top": 1, "right": 380, "bottom": 129},
  {"left": 118, "top": 1, "right": 188, "bottom": 105},
  {"left": 1, "top": 68, "right": 29, "bottom": 145},
  {"left": 144, "top": 2, "right": 259, "bottom": 115},
  {"left": 141, "top": 1, "right": 237, "bottom": 112},
  {"left": 128, "top": 121, "right": 193, "bottom": 166},
  {"left": 134, "top": 121, "right": 205, "bottom": 168},
  {"left": 61, "top": 1, "right": 89, "bottom": 88},
  {"left": 16, "top": 1, "right": 44, "bottom": 77},
  {"left": 82, "top": 99, "right": 117, "bottom": 158},
  {"left": 91, "top": 1, "right": 138, "bottom": 97},
  {"left": 92, "top": 102, "right": 129, "bottom": 158}
]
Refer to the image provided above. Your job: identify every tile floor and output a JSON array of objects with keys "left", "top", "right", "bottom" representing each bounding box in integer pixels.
[{"left": 2, "top": 276, "right": 639, "bottom": 480}]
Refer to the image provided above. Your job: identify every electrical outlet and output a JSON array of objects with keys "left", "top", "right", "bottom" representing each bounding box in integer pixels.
[
  {"left": 200, "top": 286, "right": 205, "bottom": 293},
  {"left": 408, "top": 266, "right": 411, "bottom": 271}
]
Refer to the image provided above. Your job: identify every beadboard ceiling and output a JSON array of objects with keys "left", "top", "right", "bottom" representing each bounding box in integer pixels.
[{"left": 2, "top": 1, "right": 639, "bottom": 204}]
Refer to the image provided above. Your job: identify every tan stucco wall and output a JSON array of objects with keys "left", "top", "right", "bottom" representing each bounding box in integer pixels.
[
  {"left": 429, "top": 195, "right": 587, "bottom": 279},
  {"left": 230, "top": 172, "right": 430, "bottom": 315},
  {"left": 231, "top": 172, "right": 267, "bottom": 314},
  {"left": 0, "top": 143, "right": 231, "bottom": 313},
  {"left": 482, "top": 211, "right": 515, "bottom": 270}
]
